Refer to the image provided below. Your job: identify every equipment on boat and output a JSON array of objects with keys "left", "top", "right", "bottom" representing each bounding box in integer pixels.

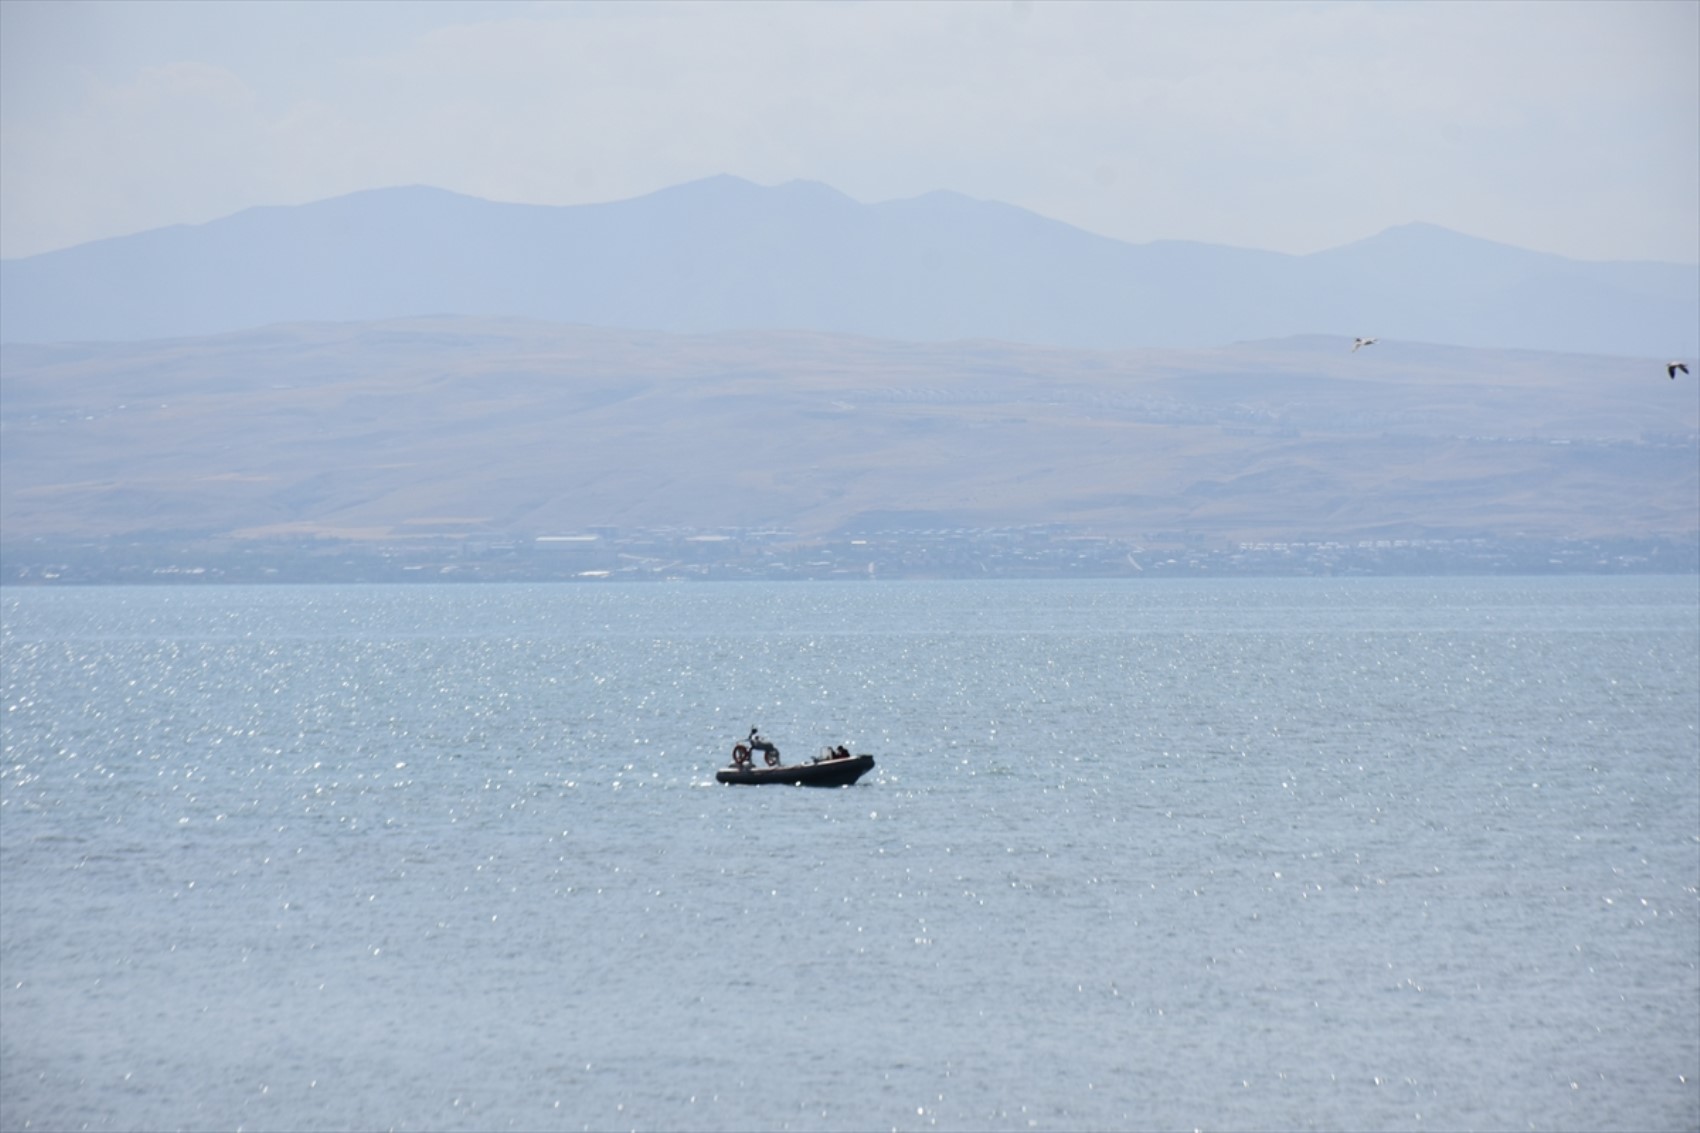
[{"left": 731, "top": 732, "right": 781, "bottom": 768}]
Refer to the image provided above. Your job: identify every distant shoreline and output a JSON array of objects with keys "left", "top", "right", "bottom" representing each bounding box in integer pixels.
[{"left": 6, "top": 530, "right": 1695, "bottom": 586}]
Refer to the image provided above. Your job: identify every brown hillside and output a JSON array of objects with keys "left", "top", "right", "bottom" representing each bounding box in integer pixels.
[{"left": 2, "top": 318, "right": 1695, "bottom": 543}]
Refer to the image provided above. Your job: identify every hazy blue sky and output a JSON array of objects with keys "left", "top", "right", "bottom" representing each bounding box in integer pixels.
[{"left": 2, "top": 0, "right": 1696, "bottom": 263}]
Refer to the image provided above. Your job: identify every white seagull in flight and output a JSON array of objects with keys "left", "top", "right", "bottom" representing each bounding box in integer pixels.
[
  {"left": 1669, "top": 361, "right": 1689, "bottom": 380},
  {"left": 1352, "top": 337, "right": 1378, "bottom": 352}
]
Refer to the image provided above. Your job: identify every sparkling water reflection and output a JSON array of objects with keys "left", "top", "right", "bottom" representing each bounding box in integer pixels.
[{"left": 2, "top": 578, "right": 1697, "bottom": 1131}]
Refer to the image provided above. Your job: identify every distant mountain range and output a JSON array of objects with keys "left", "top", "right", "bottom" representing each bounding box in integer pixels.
[{"left": 3, "top": 176, "right": 1695, "bottom": 355}]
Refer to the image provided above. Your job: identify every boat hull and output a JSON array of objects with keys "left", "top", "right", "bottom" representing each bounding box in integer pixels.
[{"left": 716, "top": 753, "right": 874, "bottom": 787}]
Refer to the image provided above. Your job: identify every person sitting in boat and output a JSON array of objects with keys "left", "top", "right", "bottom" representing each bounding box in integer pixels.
[{"left": 831, "top": 744, "right": 851, "bottom": 760}]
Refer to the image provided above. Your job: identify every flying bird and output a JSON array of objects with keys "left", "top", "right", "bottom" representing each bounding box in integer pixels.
[
  {"left": 1352, "top": 337, "right": 1378, "bottom": 352},
  {"left": 1669, "top": 361, "right": 1689, "bottom": 379}
]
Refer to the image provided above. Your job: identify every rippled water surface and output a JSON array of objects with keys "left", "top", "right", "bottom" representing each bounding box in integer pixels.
[{"left": 3, "top": 578, "right": 1697, "bottom": 1131}]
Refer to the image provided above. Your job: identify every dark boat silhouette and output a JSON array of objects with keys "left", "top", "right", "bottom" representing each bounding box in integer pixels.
[{"left": 716, "top": 748, "right": 875, "bottom": 787}]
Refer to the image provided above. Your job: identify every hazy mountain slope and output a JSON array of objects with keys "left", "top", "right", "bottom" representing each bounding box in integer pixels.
[
  {"left": 3, "top": 178, "right": 1694, "bottom": 355},
  {"left": 3, "top": 318, "right": 1694, "bottom": 544}
]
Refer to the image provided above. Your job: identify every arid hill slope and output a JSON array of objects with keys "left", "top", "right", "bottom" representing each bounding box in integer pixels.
[{"left": 3, "top": 318, "right": 1695, "bottom": 544}]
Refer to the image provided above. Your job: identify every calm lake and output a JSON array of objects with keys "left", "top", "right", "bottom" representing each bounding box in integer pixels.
[{"left": 3, "top": 578, "right": 1697, "bottom": 1131}]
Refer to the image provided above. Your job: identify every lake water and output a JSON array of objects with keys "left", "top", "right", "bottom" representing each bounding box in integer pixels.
[{"left": 2, "top": 578, "right": 1697, "bottom": 1132}]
